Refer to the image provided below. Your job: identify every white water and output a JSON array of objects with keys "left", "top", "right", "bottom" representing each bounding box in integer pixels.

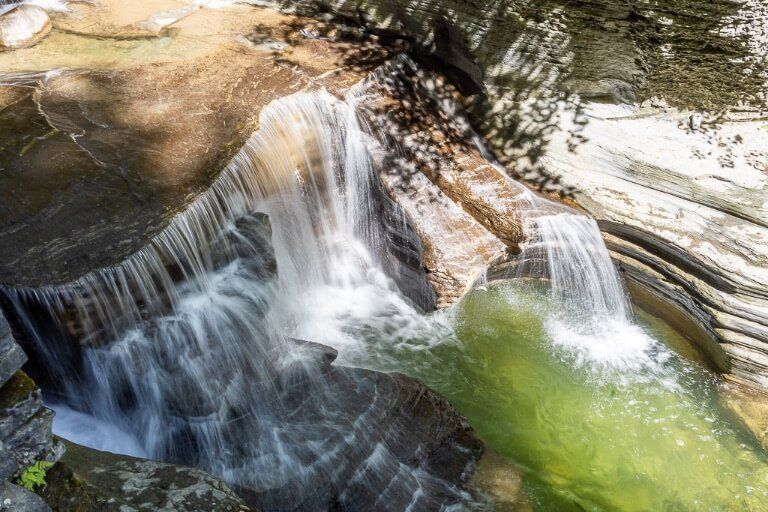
[
  {"left": 4, "top": 81, "right": 470, "bottom": 510},
  {"left": 50, "top": 402, "right": 147, "bottom": 458},
  {"left": 520, "top": 212, "right": 670, "bottom": 375},
  {"left": 0, "top": 0, "right": 69, "bottom": 15},
  {"left": 2, "top": 56, "right": 673, "bottom": 509}
]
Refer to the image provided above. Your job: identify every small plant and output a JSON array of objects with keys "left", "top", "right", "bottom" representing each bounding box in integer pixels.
[{"left": 16, "top": 460, "right": 54, "bottom": 492}]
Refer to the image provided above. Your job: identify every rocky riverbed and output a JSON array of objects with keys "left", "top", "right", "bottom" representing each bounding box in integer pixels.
[{"left": 1, "top": 0, "right": 767, "bottom": 510}]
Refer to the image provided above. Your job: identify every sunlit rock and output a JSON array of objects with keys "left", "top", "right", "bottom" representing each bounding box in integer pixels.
[{"left": 0, "top": 3, "right": 364, "bottom": 287}]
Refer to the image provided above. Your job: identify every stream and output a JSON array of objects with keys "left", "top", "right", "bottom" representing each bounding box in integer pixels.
[{"left": 6, "top": 67, "right": 768, "bottom": 510}]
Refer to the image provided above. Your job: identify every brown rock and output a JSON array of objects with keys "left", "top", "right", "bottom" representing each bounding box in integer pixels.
[{"left": 0, "top": 3, "right": 364, "bottom": 287}]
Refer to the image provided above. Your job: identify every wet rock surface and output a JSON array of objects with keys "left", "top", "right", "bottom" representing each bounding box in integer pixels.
[
  {"left": 39, "top": 439, "right": 254, "bottom": 512},
  {"left": 232, "top": 339, "right": 483, "bottom": 511}
]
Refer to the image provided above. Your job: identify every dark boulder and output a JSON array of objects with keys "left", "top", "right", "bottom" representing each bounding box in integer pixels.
[{"left": 39, "top": 439, "right": 254, "bottom": 512}]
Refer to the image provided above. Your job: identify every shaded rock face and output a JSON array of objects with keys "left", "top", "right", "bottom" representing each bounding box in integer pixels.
[
  {"left": 0, "top": 311, "right": 25, "bottom": 390},
  {"left": 0, "top": 480, "right": 50, "bottom": 512},
  {"left": 40, "top": 440, "right": 253, "bottom": 512},
  {"left": 287, "top": 0, "right": 767, "bottom": 110},
  {"left": 0, "top": 5, "right": 50, "bottom": 50},
  {"left": 0, "top": 2, "right": 365, "bottom": 287},
  {"left": 0, "top": 311, "right": 60, "bottom": 485}
]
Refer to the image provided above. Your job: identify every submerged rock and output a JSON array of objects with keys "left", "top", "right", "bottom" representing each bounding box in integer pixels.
[
  {"left": 39, "top": 439, "right": 254, "bottom": 512},
  {"left": 720, "top": 380, "right": 768, "bottom": 452},
  {"left": 470, "top": 449, "right": 531, "bottom": 512},
  {"left": 0, "top": 6, "right": 50, "bottom": 51}
]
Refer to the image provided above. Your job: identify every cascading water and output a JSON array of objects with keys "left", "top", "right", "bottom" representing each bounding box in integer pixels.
[
  {"left": 3, "top": 87, "right": 472, "bottom": 510},
  {"left": 4, "top": 54, "right": 768, "bottom": 512},
  {"left": 338, "top": 57, "right": 768, "bottom": 509},
  {"left": 512, "top": 210, "right": 670, "bottom": 373},
  {"left": 532, "top": 213, "right": 629, "bottom": 320}
]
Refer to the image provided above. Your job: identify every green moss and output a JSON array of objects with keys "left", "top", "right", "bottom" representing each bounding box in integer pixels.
[{"left": 0, "top": 370, "right": 37, "bottom": 409}]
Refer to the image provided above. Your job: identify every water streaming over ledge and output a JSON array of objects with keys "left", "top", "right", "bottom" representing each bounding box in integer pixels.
[
  {"left": 2, "top": 56, "right": 768, "bottom": 510},
  {"left": 2, "top": 84, "right": 473, "bottom": 510}
]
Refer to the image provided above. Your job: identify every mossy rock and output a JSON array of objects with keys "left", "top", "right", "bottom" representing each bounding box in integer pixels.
[{"left": 38, "top": 439, "right": 254, "bottom": 512}]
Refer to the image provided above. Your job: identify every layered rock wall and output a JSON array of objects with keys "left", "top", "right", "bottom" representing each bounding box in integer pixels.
[
  {"left": 289, "top": 0, "right": 768, "bottom": 388},
  {"left": 0, "top": 310, "right": 59, "bottom": 510},
  {"left": 539, "top": 106, "right": 768, "bottom": 387}
]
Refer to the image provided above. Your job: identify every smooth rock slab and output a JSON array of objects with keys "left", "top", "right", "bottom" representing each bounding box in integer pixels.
[{"left": 0, "top": 3, "right": 365, "bottom": 287}]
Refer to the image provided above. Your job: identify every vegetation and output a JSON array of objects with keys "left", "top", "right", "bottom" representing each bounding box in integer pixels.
[{"left": 16, "top": 460, "right": 54, "bottom": 492}]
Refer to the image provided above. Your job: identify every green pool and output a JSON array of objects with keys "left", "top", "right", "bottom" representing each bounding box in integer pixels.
[{"left": 338, "top": 282, "right": 768, "bottom": 511}]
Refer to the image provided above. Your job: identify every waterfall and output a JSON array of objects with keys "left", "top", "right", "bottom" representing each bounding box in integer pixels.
[
  {"left": 523, "top": 213, "right": 630, "bottom": 321},
  {"left": 2, "top": 54, "right": 667, "bottom": 510},
  {"left": 2, "top": 87, "right": 467, "bottom": 510},
  {"left": 376, "top": 51, "right": 645, "bottom": 372},
  {"left": 374, "top": 56, "right": 633, "bottom": 328}
]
